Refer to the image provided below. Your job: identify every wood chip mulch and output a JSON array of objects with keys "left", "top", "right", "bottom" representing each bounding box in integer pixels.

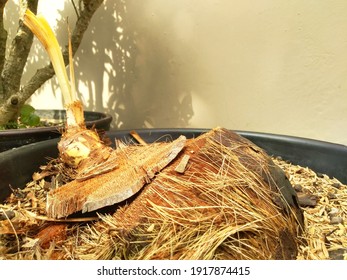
[{"left": 273, "top": 157, "right": 347, "bottom": 260}]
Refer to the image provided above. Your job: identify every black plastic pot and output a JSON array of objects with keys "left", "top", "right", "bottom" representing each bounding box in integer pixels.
[
  {"left": 0, "top": 128, "right": 346, "bottom": 202},
  {"left": 0, "top": 110, "right": 112, "bottom": 152}
]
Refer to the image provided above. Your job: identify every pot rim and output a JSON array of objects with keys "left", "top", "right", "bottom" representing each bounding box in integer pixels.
[{"left": 0, "top": 110, "right": 112, "bottom": 136}]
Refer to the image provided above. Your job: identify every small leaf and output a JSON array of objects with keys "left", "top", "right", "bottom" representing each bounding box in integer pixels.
[
  {"left": 21, "top": 113, "right": 41, "bottom": 127},
  {"left": 5, "top": 121, "right": 19, "bottom": 129},
  {"left": 20, "top": 104, "right": 36, "bottom": 117},
  {"left": 19, "top": 104, "right": 41, "bottom": 127}
]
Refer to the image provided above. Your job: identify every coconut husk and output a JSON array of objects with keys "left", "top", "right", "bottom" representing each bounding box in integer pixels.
[
  {"left": 46, "top": 135, "right": 187, "bottom": 218},
  {"left": 71, "top": 127, "right": 303, "bottom": 260}
]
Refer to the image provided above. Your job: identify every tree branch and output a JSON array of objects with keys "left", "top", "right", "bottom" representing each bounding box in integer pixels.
[
  {"left": 1, "top": 0, "right": 38, "bottom": 97},
  {"left": 0, "top": 0, "right": 8, "bottom": 78}
]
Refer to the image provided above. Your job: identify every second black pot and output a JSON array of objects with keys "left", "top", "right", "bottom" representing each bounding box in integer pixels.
[{"left": 0, "top": 110, "right": 112, "bottom": 152}]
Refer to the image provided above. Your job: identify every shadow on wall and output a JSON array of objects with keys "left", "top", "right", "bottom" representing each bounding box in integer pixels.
[{"left": 61, "top": 0, "right": 197, "bottom": 129}]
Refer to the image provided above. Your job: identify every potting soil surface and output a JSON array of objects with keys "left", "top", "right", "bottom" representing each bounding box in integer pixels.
[{"left": 273, "top": 157, "right": 347, "bottom": 260}]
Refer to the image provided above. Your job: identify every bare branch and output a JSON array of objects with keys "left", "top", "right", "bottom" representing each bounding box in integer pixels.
[
  {"left": 0, "top": 0, "right": 8, "bottom": 77},
  {"left": 1, "top": 0, "right": 38, "bottom": 97},
  {"left": 71, "top": 0, "right": 80, "bottom": 19},
  {"left": 18, "top": 64, "right": 55, "bottom": 102},
  {"left": 69, "top": 0, "right": 104, "bottom": 56}
]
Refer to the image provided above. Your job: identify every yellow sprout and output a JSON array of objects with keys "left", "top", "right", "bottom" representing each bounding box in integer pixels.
[{"left": 23, "top": 10, "right": 76, "bottom": 105}]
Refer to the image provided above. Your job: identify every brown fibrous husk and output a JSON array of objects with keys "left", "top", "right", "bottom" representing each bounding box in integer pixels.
[{"left": 69, "top": 128, "right": 302, "bottom": 260}]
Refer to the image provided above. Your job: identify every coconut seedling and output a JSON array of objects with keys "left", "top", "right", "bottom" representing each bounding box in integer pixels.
[
  {"left": 23, "top": 9, "right": 186, "bottom": 218},
  {"left": 23, "top": 9, "right": 114, "bottom": 172}
]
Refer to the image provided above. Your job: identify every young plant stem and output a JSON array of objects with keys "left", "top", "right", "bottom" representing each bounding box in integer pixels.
[{"left": 23, "top": 9, "right": 109, "bottom": 168}]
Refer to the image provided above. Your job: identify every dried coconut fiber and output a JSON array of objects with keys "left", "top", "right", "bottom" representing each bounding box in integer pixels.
[
  {"left": 73, "top": 128, "right": 304, "bottom": 259},
  {"left": 0, "top": 127, "right": 304, "bottom": 259}
]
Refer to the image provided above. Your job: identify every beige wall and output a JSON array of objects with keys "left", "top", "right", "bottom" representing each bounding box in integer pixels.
[{"left": 14, "top": 1, "right": 347, "bottom": 144}]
